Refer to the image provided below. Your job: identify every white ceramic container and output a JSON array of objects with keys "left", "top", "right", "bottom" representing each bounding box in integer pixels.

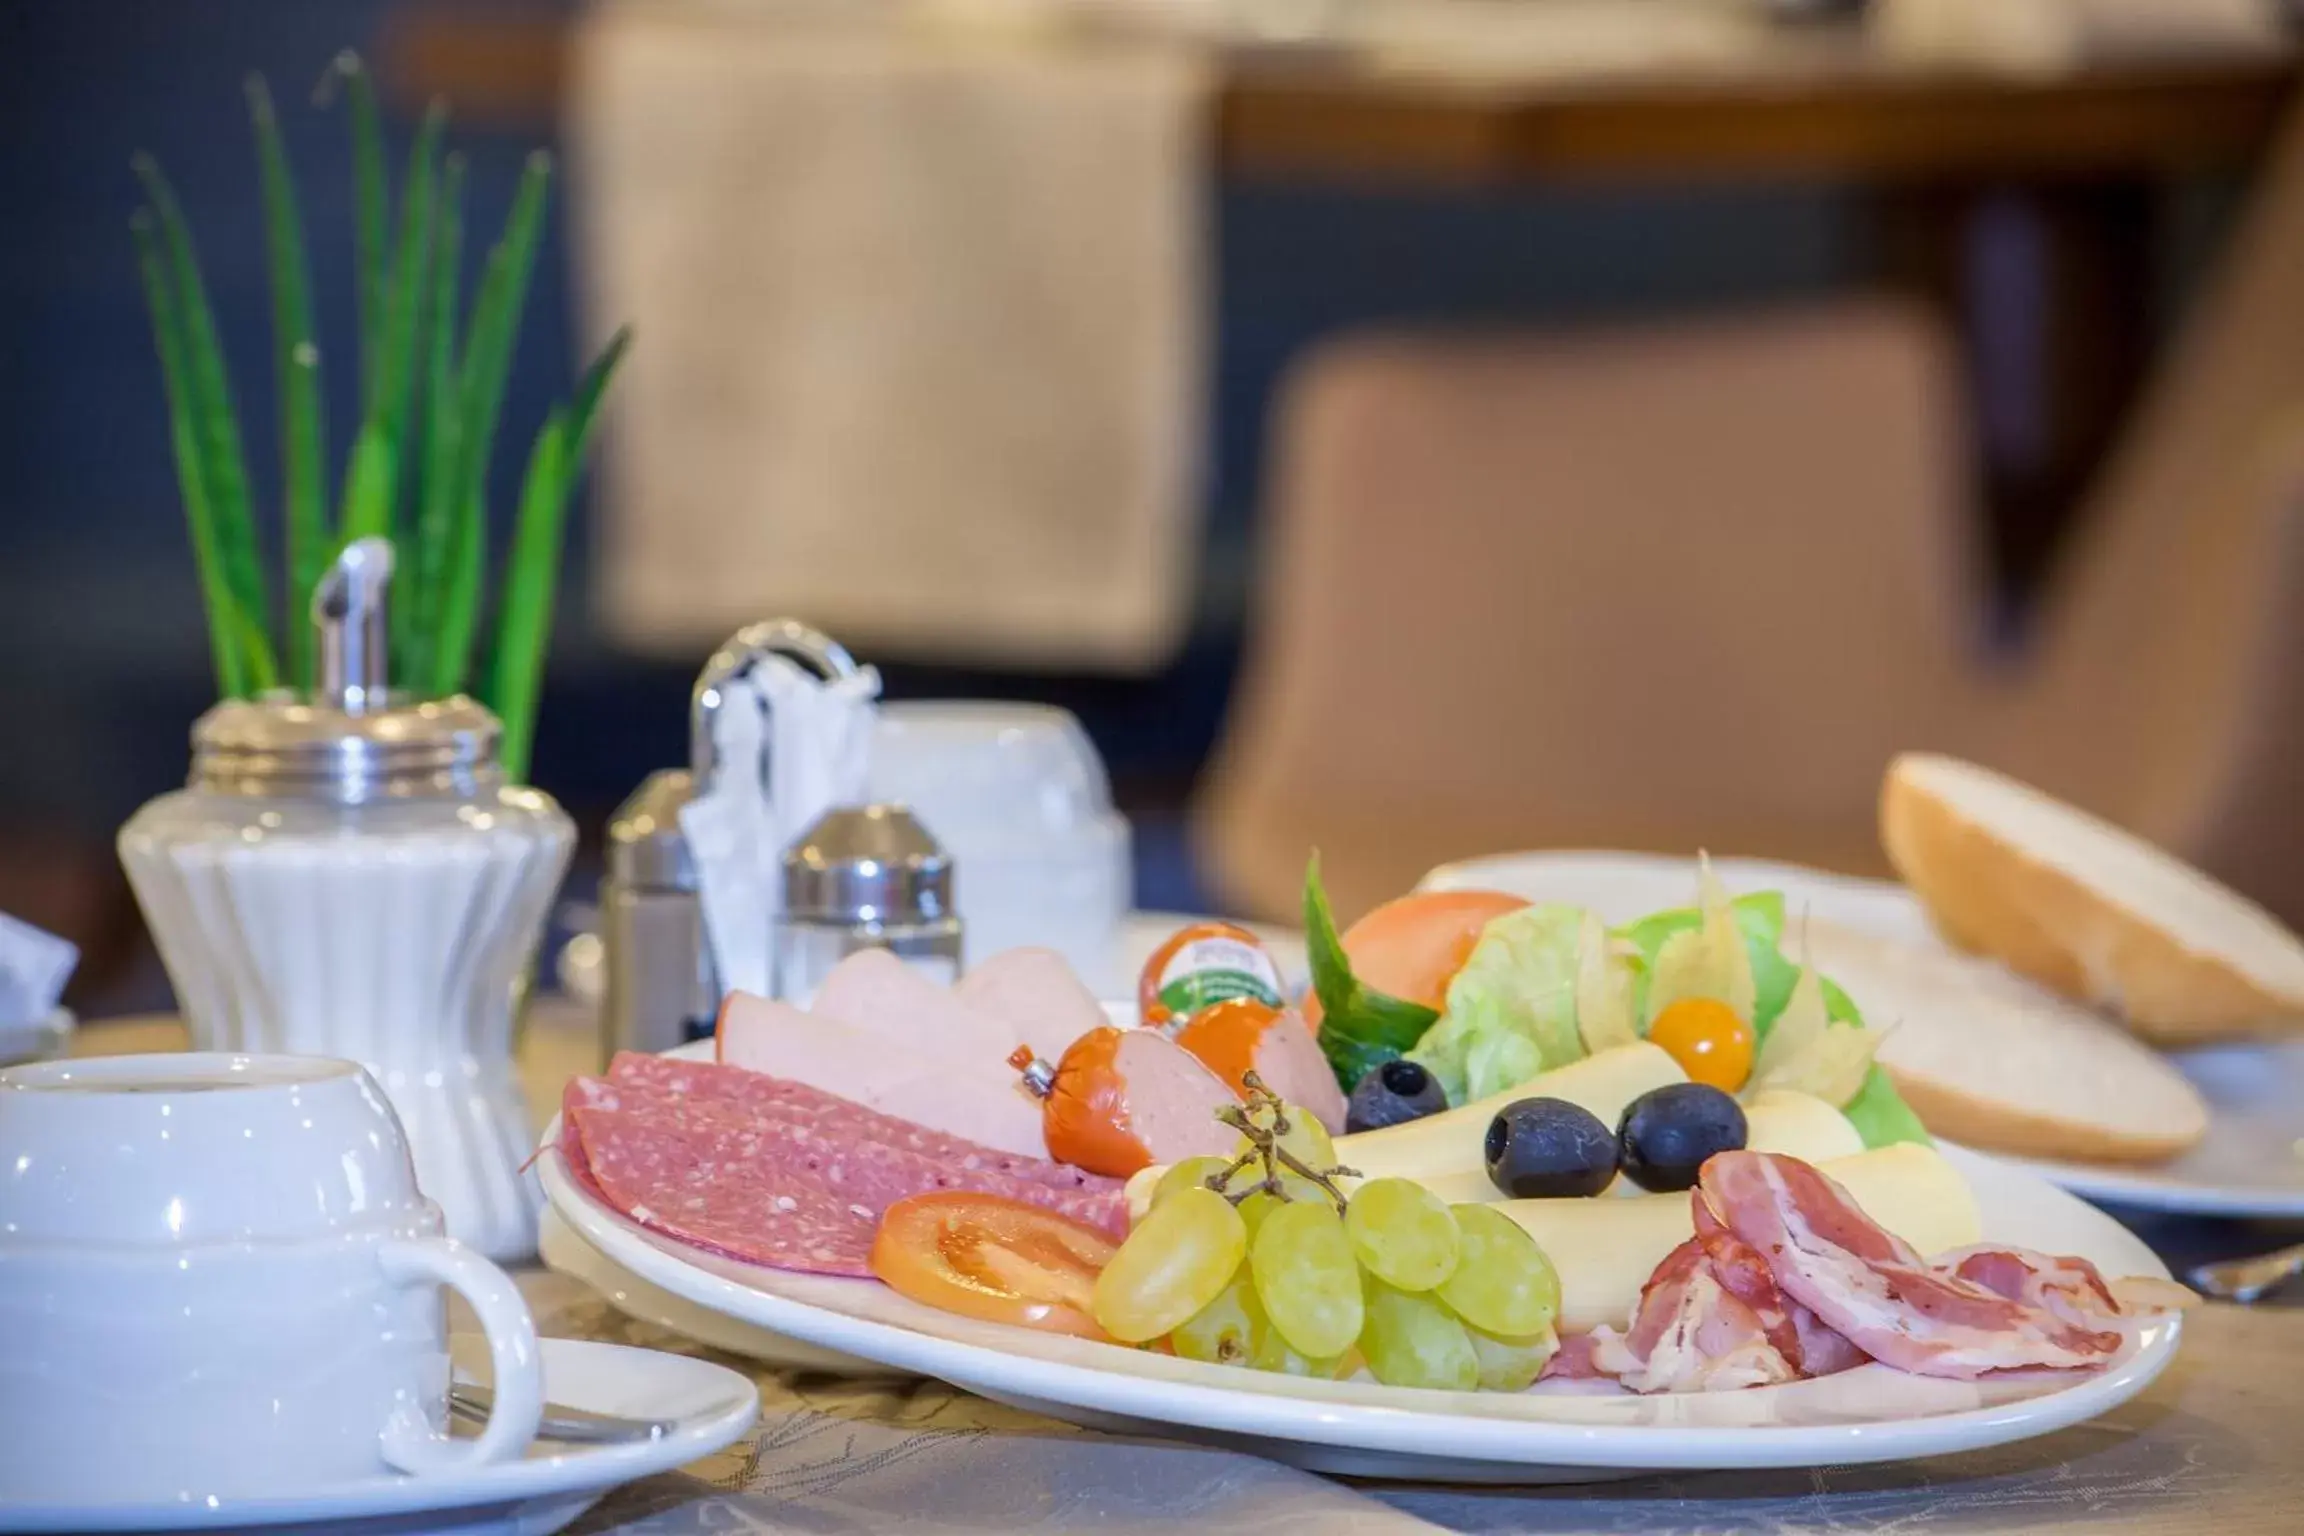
[{"left": 0, "top": 1052, "right": 544, "bottom": 1504}]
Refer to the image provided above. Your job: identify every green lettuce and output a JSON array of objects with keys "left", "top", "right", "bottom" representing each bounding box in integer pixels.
[
  {"left": 1407, "top": 904, "right": 1586, "bottom": 1103},
  {"left": 1619, "top": 889, "right": 1928, "bottom": 1149}
]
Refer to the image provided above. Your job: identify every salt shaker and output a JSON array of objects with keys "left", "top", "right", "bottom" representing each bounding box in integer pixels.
[
  {"left": 775, "top": 805, "right": 963, "bottom": 1005},
  {"left": 118, "top": 540, "right": 573, "bottom": 1260}
]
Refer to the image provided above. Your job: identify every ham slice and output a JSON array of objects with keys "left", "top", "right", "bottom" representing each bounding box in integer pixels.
[
  {"left": 811, "top": 948, "right": 1017, "bottom": 1062},
  {"left": 1694, "top": 1152, "right": 2124, "bottom": 1378},
  {"left": 716, "top": 992, "right": 1051, "bottom": 1159},
  {"left": 956, "top": 947, "right": 1110, "bottom": 1061}
]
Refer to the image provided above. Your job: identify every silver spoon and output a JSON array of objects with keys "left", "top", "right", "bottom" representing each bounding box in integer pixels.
[
  {"left": 2188, "top": 1242, "right": 2304, "bottom": 1304},
  {"left": 448, "top": 1383, "right": 679, "bottom": 1445}
]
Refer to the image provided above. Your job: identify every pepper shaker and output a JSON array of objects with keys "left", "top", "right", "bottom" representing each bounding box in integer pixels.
[{"left": 775, "top": 804, "right": 963, "bottom": 1006}]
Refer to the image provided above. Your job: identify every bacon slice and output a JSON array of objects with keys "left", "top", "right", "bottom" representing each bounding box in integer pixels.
[
  {"left": 1936, "top": 1245, "right": 2196, "bottom": 1326},
  {"left": 1695, "top": 1152, "right": 2122, "bottom": 1378},
  {"left": 1588, "top": 1238, "right": 1803, "bottom": 1393}
]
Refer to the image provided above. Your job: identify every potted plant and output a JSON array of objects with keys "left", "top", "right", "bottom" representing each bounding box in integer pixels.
[{"left": 131, "top": 50, "right": 627, "bottom": 782}]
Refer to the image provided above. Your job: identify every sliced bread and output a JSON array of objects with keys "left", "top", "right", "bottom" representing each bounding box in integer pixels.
[
  {"left": 1880, "top": 752, "right": 2304, "bottom": 1045},
  {"left": 1802, "top": 920, "right": 2209, "bottom": 1164}
]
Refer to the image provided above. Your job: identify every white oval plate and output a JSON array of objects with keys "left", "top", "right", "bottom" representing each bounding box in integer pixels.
[
  {"left": 1421, "top": 849, "right": 2304, "bottom": 1219},
  {"left": 540, "top": 1121, "right": 2179, "bottom": 1482}
]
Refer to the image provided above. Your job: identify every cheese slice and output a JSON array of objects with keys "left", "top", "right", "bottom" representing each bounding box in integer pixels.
[{"left": 1338, "top": 1043, "right": 1684, "bottom": 1184}]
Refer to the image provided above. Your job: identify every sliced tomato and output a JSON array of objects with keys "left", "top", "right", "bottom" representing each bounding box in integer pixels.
[
  {"left": 870, "top": 1192, "right": 1119, "bottom": 1339},
  {"left": 1304, "top": 889, "right": 1528, "bottom": 1026}
]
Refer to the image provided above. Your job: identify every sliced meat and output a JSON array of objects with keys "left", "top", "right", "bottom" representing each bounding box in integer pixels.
[
  {"left": 1589, "top": 1238, "right": 1802, "bottom": 1394},
  {"left": 1029, "top": 1027, "right": 1244, "bottom": 1177},
  {"left": 1691, "top": 1189, "right": 1870, "bottom": 1378},
  {"left": 608, "top": 1052, "right": 1104, "bottom": 1193},
  {"left": 566, "top": 1077, "right": 1125, "bottom": 1236},
  {"left": 956, "top": 946, "right": 1110, "bottom": 1061},
  {"left": 1695, "top": 1152, "right": 2122, "bottom": 1377},
  {"left": 1173, "top": 1006, "right": 1347, "bottom": 1134},
  {"left": 810, "top": 948, "right": 1017, "bottom": 1062},
  {"left": 561, "top": 1095, "right": 876, "bottom": 1276},
  {"left": 712, "top": 994, "right": 1051, "bottom": 1160},
  {"left": 1936, "top": 1246, "right": 2194, "bottom": 1326}
]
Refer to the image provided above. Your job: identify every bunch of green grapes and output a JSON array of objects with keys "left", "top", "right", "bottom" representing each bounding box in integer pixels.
[{"left": 1089, "top": 1107, "right": 1563, "bottom": 1390}]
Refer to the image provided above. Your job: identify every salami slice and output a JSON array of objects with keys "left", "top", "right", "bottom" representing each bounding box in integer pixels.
[
  {"left": 568, "top": 1076, "right": 1126, "bottom": 1236},
  {"left": 563, "top": 1098, "right": 876, "bottom": 1276},
  {"left": 606, "top": 1052, "right": 1118, "bottom": 1195}
]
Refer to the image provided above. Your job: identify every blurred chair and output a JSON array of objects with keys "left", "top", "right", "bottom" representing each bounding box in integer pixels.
[{"left": 1199, "top": 100, "right": 2304, "bottom": 926}]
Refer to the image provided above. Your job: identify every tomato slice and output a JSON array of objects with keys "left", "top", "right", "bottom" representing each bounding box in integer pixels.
[{"left": 870, "top": 1193, "right": 1120, "bottom": 1339}]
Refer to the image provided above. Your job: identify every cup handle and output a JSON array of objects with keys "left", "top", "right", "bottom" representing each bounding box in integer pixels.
[{"left": 375, "top": 1237, "right": 544, "bottom": 1475}]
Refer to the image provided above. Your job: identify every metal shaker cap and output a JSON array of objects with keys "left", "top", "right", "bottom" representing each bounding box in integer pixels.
[
  {"left": 608, "top": 769, "right": 697, "bottom": 889},
  {"left": 782, "top": 805, "right": 952, "bottom": 925},
  {"left": 190, "top": 539, "right": 502, "bottom": 802}
]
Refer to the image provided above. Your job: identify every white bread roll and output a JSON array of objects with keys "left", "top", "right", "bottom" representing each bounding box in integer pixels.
[
  {"left": 1881, "top": 752, "right": 2304, "bottom": 1045},
  {"left": 1804, "top": 921, "right": 2208, "bottom": 1164}
]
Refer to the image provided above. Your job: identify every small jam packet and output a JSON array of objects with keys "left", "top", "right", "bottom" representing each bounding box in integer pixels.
[{"left": 0, "top": 910, "right": 77, "bottom": 1027}]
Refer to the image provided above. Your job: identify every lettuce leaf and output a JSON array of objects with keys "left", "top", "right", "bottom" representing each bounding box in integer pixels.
[
  {"left": 1842, "top": 1062, "right": 1930, "bottom": 1149},
  {"left": 1408, "top": 903, "right": 1587, "bottom": 1103}
]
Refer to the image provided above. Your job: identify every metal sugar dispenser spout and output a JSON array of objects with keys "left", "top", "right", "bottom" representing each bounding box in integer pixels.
[
  {"left": 775, "top": 804, "right": 962, "bottom": 1006},
  {"left": 190, "top": 538, "right": 501, "bottom": 801},
  {"left": 601, "top": 620, "right": 866, "bottom": 1060}
]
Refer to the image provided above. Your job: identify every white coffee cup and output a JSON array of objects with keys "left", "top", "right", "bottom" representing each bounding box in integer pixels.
[{"left": 0, "top": 1053, "right": 543, "bottom": 1502}]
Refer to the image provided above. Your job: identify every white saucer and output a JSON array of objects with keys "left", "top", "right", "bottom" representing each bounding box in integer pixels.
[
  {"left": 1422, "top": 849, "right": 2304, "bottom": 1219},
  {"left": 2, "top": 1339, "right": 759, "bottom": 1535}
]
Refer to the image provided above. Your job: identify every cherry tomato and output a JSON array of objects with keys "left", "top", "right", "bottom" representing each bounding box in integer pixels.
[
  {"left": 870, "top": 1192, "right": 1119, "bottom": 1339},
  {"left": 1645, "top": 997, "right": 1756, "bottom": 1093},
  {"left": 1304, "top": 890, "right": 1528, "bottom": 1027}
]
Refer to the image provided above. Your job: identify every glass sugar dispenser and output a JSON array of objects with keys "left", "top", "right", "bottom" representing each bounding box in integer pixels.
[{"left": 118, "top": 540, "right": 573, "bottom": 1261}]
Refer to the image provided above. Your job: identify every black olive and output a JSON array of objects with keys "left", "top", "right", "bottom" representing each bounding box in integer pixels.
[
  {"left": 1345, "top": 1058, "right": 1450, "bottom": 1133},
  {"left": 1617, "top": 1083, "right": 1749, "bottom": 1193},
  {"left": 1483, "top": 1097, "right": 1620, "bottom": 1199}
]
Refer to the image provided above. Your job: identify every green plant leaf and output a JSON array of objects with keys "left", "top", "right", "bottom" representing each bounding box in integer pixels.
[
  {"left": 325, "top": 50, "right": 391, "bottom": 424},
  {"left": 1305, "top": 854, "right": 1439, "bottom": 1092},
  {"left": 338, "top": 420, "right": 395, "bottom": 546},
  {"left": 404, "top": 153, "right": 466, "bottom": 687},
  {"left": 133, "top": 153, "right": 275, "bottom": 693},
  {"left": 487, "top": 409, "right": 569, "bottom": 783},
  {"left": 481, "top": 330, "right": 629, "bottom": 778},
  {"left": 446, "top": 152, "right": 550, "bottom": 592},
  {"left": 376, "top": 101, "right": 445, "bottom": 543},
  {"left": 133, "top": 211, "right": 245, "bottom": 699},
  {"left": 430, "top": 489, "right": 486, "bottom": 698},
  {"left": 247, "top": 75, "right": 329, "bottom": 691}
]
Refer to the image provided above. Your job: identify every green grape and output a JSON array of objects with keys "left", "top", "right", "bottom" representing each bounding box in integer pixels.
[
  {"left": 1343, "top": 1177, "right": 1461, "bottom": 1293},
  {"left": 1170, "top": 1267, "right": 1260, "bottom": 1366},
  {"left": 1235, "top": 1188, "right": 1283, "bottom": 1241},
  {"left": 1092, "top": 1187, "right": 1247, "bottom": 1344},
  {"left": 1232, "top": 1105, "right": 1340, "bottom": 1201},
  {"left": 1154, "top": 1155, "right": 1239, "bottom": 1207},
  {"left": 1466, "top": 1324, "right": 1557, "bottom": 1391},
  {"left": 1359, "top": 1276, "right": 1478, "bottom": 1391},
  {"left": 1252, "top": 1326, "right": 1345, "bottom": 1379},
  {"left": 1249, "top": 1198, "right": 1363, "bottom": 1360},
  {"left": 1434, "top": 1205, "right": 1561, "bottom": 1339}
]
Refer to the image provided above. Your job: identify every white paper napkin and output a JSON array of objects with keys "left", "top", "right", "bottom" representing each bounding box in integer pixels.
[
  {"left": 681, "top": 655, "right": 881, "bottom": 998},
  {"left": 0, "top": 910, "right": 75, "bottom": 1029}
]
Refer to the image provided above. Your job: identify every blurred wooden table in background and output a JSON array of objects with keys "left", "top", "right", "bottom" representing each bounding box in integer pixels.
[{"left": 380, "top": 4, "right": 2299, "bottom": 592}]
